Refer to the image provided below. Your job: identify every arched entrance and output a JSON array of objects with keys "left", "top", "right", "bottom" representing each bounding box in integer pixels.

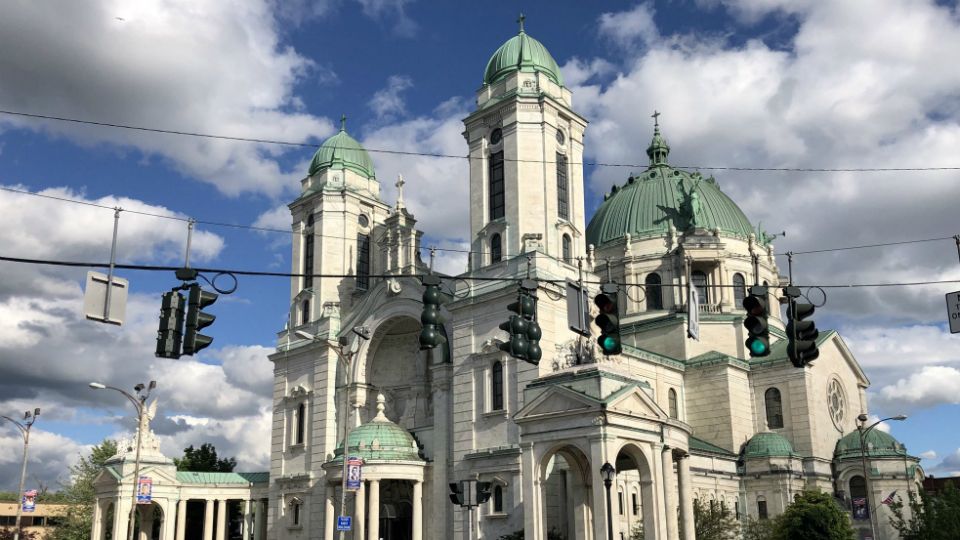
[
  {"left": 614, "top": 445, "right": 657, "bottom": 540},
  {"left": 131, "top": 503, "right": 164, "bottom": 540},
  {"left": 378, "top": 480, "right": 413, "bottom": 540},
  {"left": 541, "top": 444, "right": 594, "bottom": 540},
  {"left": 361, "top": 316, "right": 431, "bottom": 432}
]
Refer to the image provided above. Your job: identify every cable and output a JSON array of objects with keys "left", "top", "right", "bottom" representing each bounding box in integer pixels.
[
  {"left": 5, "top": 108, "right": 960, "bottom": 172},
  {"left": 787, "top": 236, "right": 954, "bottom": 255}
]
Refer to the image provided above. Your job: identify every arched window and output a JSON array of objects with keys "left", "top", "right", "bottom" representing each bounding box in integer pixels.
[
  {"left": 645, "top": 273, "right": 663, "bottom": 310},
  {"left": 356, "top": 234, "right": 370, "bottom": 290},
  {"left": 765, "top": 388, "right": 784, "bottom": 429},
  {"left": 850, "top": 475, "right": 869, "bottom": 520},
  {"left": 618, "top": 490, "right": 624, "bottom": 515},
  {"left": 492, "top": 361, "right": 504, "bottom": 411},
  {"left": 300, "top": 300, "right": 310, "bottom": 326},
  {"left": 491, "top": 234, "right": 502, "bottom": 263},
  {"left": 733, "top": 273, "right": 746, "bottom": 306},
  {"left": 295, "top": 402, "right": 306, "bottom": 445},
  {"left": 493, "top": 485, "right": 504, "bottom": 513},
  {"left": 557, "top": 153, "right": 569, "bottom": 220},
  {"left": 489, "top": 152, "right": 505, "bottom": 220},
  {"left": 692, "top": 270, "right": 708, "bottom": 304},
  {"left": 668, "top": 388, "right": 679, "bottom": 419},
  {"left": 562, "top": 234, "right": 572, "bottom": 263},
  {"left": 631, "top": 492, "right": 639, "bottom": 515},
  {"left": 303, "top": 233, "right": 314, "bottom": 290},
  {"left": 289, "top": 498, "right": 303, "bottom": 526}
]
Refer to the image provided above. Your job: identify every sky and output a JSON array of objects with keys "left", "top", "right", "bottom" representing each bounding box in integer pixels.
[{"left": 1, "top": 0, "right": 960, "bottom": 491}]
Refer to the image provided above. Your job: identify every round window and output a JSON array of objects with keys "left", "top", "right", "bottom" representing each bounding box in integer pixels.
[
  {"left": 827, "top": 379, "right": 846, "bottom": 431},
  {"left": 490, "top": 128, "right": 502, "bottom": 145},
  {"left": 358, "top": 214, "right": 369, "bottom": 228},
  {"left": 556, "top": 129, "right": 566, "bottom": 145}
]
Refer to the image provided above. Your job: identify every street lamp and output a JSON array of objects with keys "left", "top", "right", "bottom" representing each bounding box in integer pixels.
[
  {"left": 1, "top": 408, "right": 40, "bottom": 540},
  {"left": 856, "top": 413, "right": 907, "bottom": 540},
  {"left": 295, "top": 328, "right": 369, "bottom": 540},
  {"left": 90, "top": 381, "right": 156, "bottom": 540},
  {"left": 601, "top": 462, "right": 616, "bottom": 540}
]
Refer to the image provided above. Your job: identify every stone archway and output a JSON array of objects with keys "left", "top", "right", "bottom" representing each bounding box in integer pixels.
[
  {"left": 361, "top": 316, "right": 432, "bottom": 433},
  {"left": 540, "top": 444, "right": 594, "bottom": 540},
  {"left": 615, "top": 444, "right": 658, "bottom": 540},
  {"left": 132, "top": 502, "right": 164, "bottom": 540}
]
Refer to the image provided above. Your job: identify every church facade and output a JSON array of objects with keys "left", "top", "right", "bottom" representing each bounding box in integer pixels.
[{"left": 91, "top": 21, "right": 922, "bottom": 540}]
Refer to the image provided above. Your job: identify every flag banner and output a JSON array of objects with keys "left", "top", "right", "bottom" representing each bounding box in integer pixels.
[
  {"left": 882, "top": 490, "right": 897, "bottom": 505},
  {"left": 22, "top": 490, "right": 37, "bottom": 512},
  {"left": 137, "top": 476, "right": 152, "bottom": 504},
  {"left": 346, "top": 457, "right": 363, "bottom": 490},
  {"left": 688, "top": 286, "right": 700, "bottom": 340},
  {"left": 852, "top": 497, "right": 869, "bottom": 519}
]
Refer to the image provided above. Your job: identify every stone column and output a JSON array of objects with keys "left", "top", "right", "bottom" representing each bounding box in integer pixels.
[
  {"left": 356, "top": 481, "right": 366, "bottom": 540},
  {"left": 176, "top": 500, "right": 187, "bottom": 540},
  {"left": 661, "top": 446, "right": 678, "bottom": 540},
  {"left": 678, "top": 455, "right": 695, "bottom": 540},
  {"left": 203, "top": 500, "right": 214, "bottom": 540},
  {"left": 367, "top": 480, "right": 380, "bottom": 540},
  {"left": 251, "top": 501, "right": 261, "bottom": 540},
  {"left": 412, "top": 481, "right": 423, "bottom": 540},
  {"left": 216, "top": 500, "right": 227, "bottom": 540},
  {"left": 115, "top": 497, "right": 130, "bottom": 540},
  {"left": 140, "top": 507, "right": 153, "bottom": 540},
  {"left": 324, "top": 484, "right": 335, "bottom": 540},
  {"left": 242, "top": 500, "right": 251, "bottom": 540},
  {"left": 91, "top": 499, "right": 103, "bottom": 540}
]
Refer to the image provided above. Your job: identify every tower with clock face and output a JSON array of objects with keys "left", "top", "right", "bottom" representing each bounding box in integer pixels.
[{"left": 462, "top": 18, "right": 588, "bottom": 270}]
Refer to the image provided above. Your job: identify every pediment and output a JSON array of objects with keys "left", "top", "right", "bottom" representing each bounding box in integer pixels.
[
  {"left": 514, "top": 386, "right": 599, "bottom": 422},
  {"left": 606, "top": 387, "right": 667, "bottom": 420}
]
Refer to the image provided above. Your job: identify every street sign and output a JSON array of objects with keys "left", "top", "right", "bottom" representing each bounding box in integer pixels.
[
  {"left": 947, "top": 291, "right": 960, "bottom": 333},
  {"left": 566, "top": 281, "right": 591, "bottom": 337},
  {"left": 83, "top": 271, "right": 128, "bottom": 325},
  {"left": 336, "top": 516, "right": 351, "bottom": 531}
]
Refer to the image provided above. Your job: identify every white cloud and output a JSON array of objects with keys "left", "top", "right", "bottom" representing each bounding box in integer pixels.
[
  {"left": 873, "top": 366, "right": 960, "bottom": 410},
  {"left": 369, "top": 75, "right": 415, "bottom": 122},
  {"left": 0, "top": 430, "right": 90, "bottom": 491},
  {"left": 926, "top": 447, "right": 960, "bottom": 477},
  {"left": 598, "top": 3, "right": 660, "bottom": 50},
  {"left": 919, "top": 450, "right": 938, "bottom": 460},
  {"left": 355, "top": 0, "right": 418, "bottom": 37},
  {"left": 0, "top": 0, "right": 334, "bottom": 197}
]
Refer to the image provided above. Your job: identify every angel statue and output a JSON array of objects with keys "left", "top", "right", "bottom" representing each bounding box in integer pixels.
[{"left": 675, "top": 177, "right": 704, "bottom": 230}]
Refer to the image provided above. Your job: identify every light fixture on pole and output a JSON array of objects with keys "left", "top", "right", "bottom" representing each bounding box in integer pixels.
[
  {"left": 2, "top": 408, "right": 40, "bottom": 540},
  {"left": 601, "top": 462, "right": 616, "bottom": 540},
  {"left": 295, "top": 328, "right": 369, "bottom": 540},
  {"left": 90, "top": 380, "right": 157, "bottom": 540},
  {"left": 856, "top": 413, "right": 907, "bottom": 540}
]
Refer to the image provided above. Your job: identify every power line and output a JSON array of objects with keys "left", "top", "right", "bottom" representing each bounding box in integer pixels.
[
  {"left": 4, "top": 108, "right": 960, "bottom": 173},
  {"left": 2, "top": 253, "right": 958, "bottom": 290}
]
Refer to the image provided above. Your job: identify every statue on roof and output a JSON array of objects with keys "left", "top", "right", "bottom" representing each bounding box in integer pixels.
[{"left": 675, "top": 177, "right": 703, "bottom": 230}]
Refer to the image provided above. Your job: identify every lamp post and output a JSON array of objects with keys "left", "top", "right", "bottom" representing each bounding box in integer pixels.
[
  {"left": 601, "top": 462, "right": 616, "bottom": 540},
  {"left": 90, "top": 381, "right": 156, "bottom": 540},
  {"left": 2, "top": 408, "right": 40, "bottom": 540},
  {"left": 856, "top": 413, "right": 907, "bottom": 540},
  {"left": 295, "top": 328, "right": 369, "bottom": 540}
]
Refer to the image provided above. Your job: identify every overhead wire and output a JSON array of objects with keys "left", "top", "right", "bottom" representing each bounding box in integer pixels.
[{"left": 5, "top": 108, "right": 960, "bottom": 172}]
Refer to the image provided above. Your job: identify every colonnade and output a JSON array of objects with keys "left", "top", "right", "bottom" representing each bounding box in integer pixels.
[
  {"left": 321, "top": 479, "right": 423, "bottom": 540},
  {"left": 91, "top": 496, "right": 267, "bottom": 540},
  {"left": 661, "top": 447, "right": 695, "bottom": 540}
]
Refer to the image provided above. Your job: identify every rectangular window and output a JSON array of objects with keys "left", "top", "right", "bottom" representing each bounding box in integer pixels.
[
  {"left": 632, "top": 493, "right": 639, "bottom": 516},
  {"left": 303, "top": 233, "right": 314, "bottom": 290},
  {"left": 357, "top": 234, "right": 370, "bottom": 290},
  {"left": 757, "top": 500, "right": 768, "bottom": 520},
  {"left": 489, "top": 152, "right": 505, "bottom": 220},
  {"left": 735, "top": 500, "right": 740, "bottom": 520},
  {"left": 618, "top": 492, "right": 624, "bottom": 515},
  {"left": 557, "top": 153, "right": 569, "bottom": 220},
  {"left": 492, "top": 362, "right": 504, "bottom": 411}
]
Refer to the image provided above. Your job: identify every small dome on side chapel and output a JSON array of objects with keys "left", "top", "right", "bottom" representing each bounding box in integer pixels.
[
  {"left": 333, "top": 394, "right": 423, "bottom": 462},
  {"left": 483, "top": 15, "right": 564, "bottom": 87},
  {"left": 308, "top": 115, "right": 376, "bottom": 180}
]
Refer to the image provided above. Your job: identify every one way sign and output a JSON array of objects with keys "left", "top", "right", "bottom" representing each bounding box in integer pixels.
[{"left": 947, "top": 291, "right": 960, "bottom": 334}]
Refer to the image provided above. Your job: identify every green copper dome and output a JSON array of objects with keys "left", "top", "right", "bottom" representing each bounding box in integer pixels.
[
  {"left": 483, "top": 19, "right": 563, "bottom": 87},
  {"left": 741, "top": 432, "right": 798, "bottom": 459},
  {"left": 308, "top": 117, "right": 376, "bottom": 180},
  {"left": 835, "top": 429, "right": 908, "bottom": 460},
  {"left": 585, "top": 125, "right": 757, "bottom": 247},
  {"left": 333, "top": 397, "right": 422, "bottom": 462}
]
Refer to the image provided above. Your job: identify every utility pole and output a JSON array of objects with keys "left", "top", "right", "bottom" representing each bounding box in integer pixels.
[{"left": 1, "top": 408, "right": 40, "bottom": 540}]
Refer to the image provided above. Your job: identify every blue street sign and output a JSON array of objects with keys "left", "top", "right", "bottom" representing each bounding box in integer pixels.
[{"left": 336, "top": 516, "right": 351, "bottom": 531}]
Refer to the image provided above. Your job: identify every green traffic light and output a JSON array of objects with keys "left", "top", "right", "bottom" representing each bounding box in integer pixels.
[
  {"left": 600, "top": 335, "right": 621, "bottom": 353},
  {"left": 748, "top": 339, "right": 768, "bottom": 356}
]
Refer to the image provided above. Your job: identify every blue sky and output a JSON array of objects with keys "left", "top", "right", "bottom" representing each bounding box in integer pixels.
[{"left": 2, "top": 0, "right": 960, "bottom": 490}]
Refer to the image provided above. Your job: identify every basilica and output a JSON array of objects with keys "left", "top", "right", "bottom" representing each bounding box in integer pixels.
[{"left": 92, "top": 20, "right": 922, "bottom": 540}]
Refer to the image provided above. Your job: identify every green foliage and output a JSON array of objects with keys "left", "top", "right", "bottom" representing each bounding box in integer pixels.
[
  {"left": 772, "top": 490, "right": 854, "bottom": 540},
  {"left": 498, "top": 529, "right": 565, "bottom": 540},
  {"left": 173, "top": 443, "right": 236, "bottom": 472},
  {"left": 888, "top": 482, "right": 960, "bottom": 540},
  {"left": 48, "top": 439, "right": 118, "bottom": 540},
  {"left": 688, "top": 499, "right": 739, "bottom": 540},
  {"left": 741, "top": 516, "right": 777, "bottom": 540},
  {"left": 0, "top": 528, "right": 38, "bottom": 540},
  {"left": 630, "top": 522, "right": 644, "bottom": 540}
]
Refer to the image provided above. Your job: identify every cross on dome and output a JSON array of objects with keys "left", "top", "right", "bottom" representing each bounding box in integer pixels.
[
  {"left": 517, "top": 13, "right": 525, "bottom": 33},
  {"left": 395, "top": 173, "right": 405, "bottom": 210},
  {"left": 340, "top": 114, "right": 347, "bottom": 132},
  {"left": 652, "top": 110, "right": 661, "bottom": 127}
]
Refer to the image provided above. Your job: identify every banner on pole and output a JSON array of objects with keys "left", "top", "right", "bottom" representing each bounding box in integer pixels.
[
  {"left": 22, "top": 490, "right": 37, "bottom": 512},
  {"left": 345, "top": 457, "right": 363, "bottom": 490},
  {"left": 137, "top": 476, "right": 153, "bottom": 504}
]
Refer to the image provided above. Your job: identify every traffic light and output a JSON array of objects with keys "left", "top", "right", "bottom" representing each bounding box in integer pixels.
[
  {"left": 476, "top": 482, "right": 492, "bottom": 504},
  {"left": 594, "top": 283, "right": 622, "bottom": 355},
  {"left": 156, "top": 291, "right": 184, "bottom": 359},
  {"left": 784, "top": 286, "right": 819, "bottom": 367},
  {"left": 498, "top": 280, "right": 542, "bottom": 364},
  {"left": 449, "top": 482, "right": 464, "bottom": 506},
  {"left": 742, "top": 285, "right": 770, "bottom": 357},
  {"left": 183, "top": 283, "right": 217, "bottom": 355},
  {"left": 419, "top": 275, "right": 446, "bottom": 350}
]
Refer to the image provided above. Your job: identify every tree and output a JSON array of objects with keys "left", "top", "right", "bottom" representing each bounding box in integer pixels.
[
  {"left": 48, "top": 439, "right": 118, "bottom": 540},
  {"left": 687, "top": 499, "right": 738, "bottom": 540},
  {"left": 772, "top": 490, "right": 854, "bottom": 540},
  {"left": 889, "top": 482, "right": 960, "bottom": 540},
  {"left": 741, "top": 517, "right": 776, "bottom": 540},
  {"left": 173, "top": 443, "right": 236, "bottom": 472}
]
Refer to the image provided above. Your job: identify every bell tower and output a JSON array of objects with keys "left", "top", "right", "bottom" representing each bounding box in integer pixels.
[{"left": 463, "top": 17, "right": 588, "bottom": 270}]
